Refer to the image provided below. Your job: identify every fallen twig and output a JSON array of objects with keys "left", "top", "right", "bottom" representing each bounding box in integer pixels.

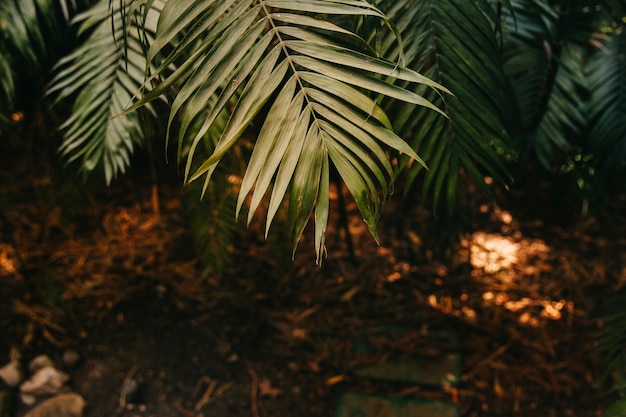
[
  {"left": 173, "top": 402, "right": 200, "bottom": 417},
  {"left": 245, "top": 359, "right": 260, "bottom": 417},
  {"left": 194, "top": 379, "right": 218, "bottom": 412},
  {"left": 12, "top": 300, "right": 65, "bottom": 333}
]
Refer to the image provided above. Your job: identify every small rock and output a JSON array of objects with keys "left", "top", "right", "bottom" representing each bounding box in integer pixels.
[
  {"left": 62, "top": 350, "right": 81, "bottom": 369},
  {"left": 0, "top": 360, "right": 23, "bottom": 387},
  {"left": 24, "top": 392, "right": 86, "bottom": 417},
  {"left": 28, "top": 356, "right": 54, "bottom": 373},
  {"left": 20, "top": 366, "right": 69, "bottom": 396}
]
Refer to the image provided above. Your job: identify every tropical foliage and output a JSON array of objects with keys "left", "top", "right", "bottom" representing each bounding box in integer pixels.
[
  {"left": 0, "top": 0, "right": 87, "bottom": 138},
  {"left": 47, "top": 0, "right": 164, "bottom": 184},
  {"left": 501, "top": 0, "right": 626, "bottom": 214},
  {"left": 1, "top": 0, "right": 625, "bottom": 264}
]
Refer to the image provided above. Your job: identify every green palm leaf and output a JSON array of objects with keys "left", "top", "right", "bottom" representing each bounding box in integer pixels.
[
  {"left": 0, "top": 0, "right": 46, "bottom": 72},
  {"left": 530, "top": 42, "right": 587, "bottom": 168},
  {"left": 48, "top": 0, "right": 162, "bottom": 184},
  {"left": 130, "top": 0, "right": 447, "bottom": 263},
  {"left": 0, "top": 0, "right": 88, "bottom": 136},
  {"left": 586, "top": 28, "right": 626, "bottom": 192},
  {"left": 377, "top": 0, "right": 514, "bottom": 213},
  {"left": 502, "top": 0, "right": 590, "bottom": 168},
  {"left": 0, "top": 48, "right": 14, "bottom": 120},
  {"left": 184, "top": 173, "right": 239, "bottom": 276}
]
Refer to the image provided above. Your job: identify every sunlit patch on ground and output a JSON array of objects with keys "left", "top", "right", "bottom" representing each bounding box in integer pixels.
[
  {"left": 0, "top": 244, "right": 18, "bottom": 276},
  {"left": 469, "top": 232, "right": 521, "bottom": 274},
  {"left": 418, "top": 207, "right": 581, "bottom": 334},
  {"left": 459, "top": 216, "right": 574, "bottom": 328}
]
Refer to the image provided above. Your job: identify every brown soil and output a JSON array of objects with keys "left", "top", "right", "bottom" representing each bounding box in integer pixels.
[{"left": 0, "top": 154, "right": 624, "bottom": 417}]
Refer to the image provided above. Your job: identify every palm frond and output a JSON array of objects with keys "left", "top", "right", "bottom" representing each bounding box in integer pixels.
[
  {"left": 596, "top": 305, "right": 626, "bottom": 393},
  {"left": 532, "top": 42, "right": 587, "bottom": 167},
  {"left": 181, "top": 93, "right": 241, "bottom": 275},
  {"left": 0, "top": 0, "right": 86, "bottom": 70},
  {"left": 48, "top": 0, "right": 163, "bottom": 184},
  {"left": 585, "top": 27, "right": 626, "bottom": 195},
  {"left": 503, "top": 1, "right": 601, "bottom": 169},
  {"left": 184, "top": 174, "right": 239, "bottom": 276},
  {"left": 501, "top": 0, "right": 561, "bottom": 166},
  {"left": 377, "top": 0, "right": 514, "bottom": 213},
  {"left": 0, "top": 0, "right": 89, "bottom": 138},
  {"left": 129, "top": 0, "right": 448, "bottom": 263},
  {"left": 501, "top": 0, "right": 557, "bottom": 132},
  {"left": 0, "top": 48, "right": 15, "bottom": 124},
  {"left": 0, "top": 0, "right": 47, "bottom": 72}
]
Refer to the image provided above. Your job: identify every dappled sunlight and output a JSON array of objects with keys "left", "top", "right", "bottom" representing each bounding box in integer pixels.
[
  {"left": 466, "top": 229, "right": 552, "bottom": 282},
  {"left": 469, "top": 232, "right": 520, "bottom": 274},
  {"left": 422, "top": 207, "right": 580, "bottom": 331},
  {"left": 461, "top": 210, "right": 575, "bottom": 328},
  {"left": 0, "top": 244, "right": 17, "bottom": 276}
]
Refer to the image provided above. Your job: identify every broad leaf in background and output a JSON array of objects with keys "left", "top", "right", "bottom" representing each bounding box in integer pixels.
[
  {"left": 0, "top": 0, "right": 48, "bottom": 73},
  {"left": 378, "top": 0, "right": 513, "bottom": 213},
  {"left": 585, "top": 28, "right": 626, "bottom": 209},
  {"left": 48, "top": 0, "right": 162, "bottom": 184},
  {"left": 502, "top": 0, "right": 588, "bottom": 168},
  {"left": 181, "top": 94, "right": 242, "bottom": 275},
  {"left": 129, "top": 0, "right": 449, "bottom": 263},
  {"left": 0, "top": 0, "right": 87, "bottom": 137},
  {"left": 0, "top": 48, "right": 14, "bottom": 130},
  {"left": 501, "top": 0, "right": 624, "bottom": 215},
  {"left": 531, "top": 42, "right": 587, "bottom": 168},
  {"left": 0, "top": 16, "right": 16, "bottom": 123}
]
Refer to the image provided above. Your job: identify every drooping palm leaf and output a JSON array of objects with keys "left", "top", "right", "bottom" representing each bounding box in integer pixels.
[
  {"left": 586, "top": 28, "right": 626, "bottom": 194},
  {"left": 532, "top": 42, "right": 587, "bottom": 168},
  {"left": 48, "top": 0, "right": 162, "bottom": 184},
  {"left": 180, "top": 93, "right": 242, "bottom": 275},
  {"left": 0, "top": 47, "right": 15, "bottom": 124},
  {"left": 377, "top": 0, "right": 513, "bottom": 213},
  {"left": 0, "top": 0, "right": 47, "bottom": 73},
  {"left": 596, "top": 305, "right": 626, "bottom": 394},
  {"left": 129, "top": 0, "right": 449, "bottom": 263},
  {"left": 501, "top": 0, "right": 558, "bottom": 137},
  {"left": 0, "top": 0, "right": 91, "bottom": 138},
  {"left": 184, "top": 173, "right": 240, "bottom": 276},
  {"left": 502, "top": 0, "right": 597, "bottom": 169}
]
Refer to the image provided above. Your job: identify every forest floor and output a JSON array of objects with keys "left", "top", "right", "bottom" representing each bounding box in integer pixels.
[{"left": 1, "top": 154, "right": 625, "bottom": 417}]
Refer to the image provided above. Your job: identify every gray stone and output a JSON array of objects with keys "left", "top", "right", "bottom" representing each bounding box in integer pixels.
[
  {"left": 353, "top": 327, "right": 461, "bottom": 386},
  {"left": 353, "top": 353, "right": 461, "bottom": 386},
  {"left": 337, "top": 393, "right": 459, "bottom": 417},
  {"left": 62, "top": 350, "right": 81, "bottom": 369}
]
